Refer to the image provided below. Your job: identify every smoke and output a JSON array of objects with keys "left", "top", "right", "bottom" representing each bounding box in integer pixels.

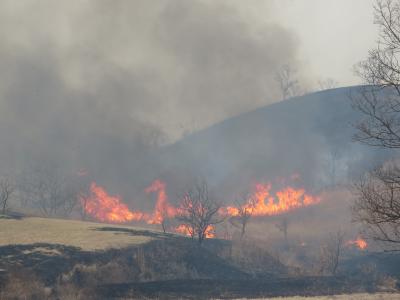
[{"left": 0, "top": 1, "right": 306, "bottom": 200}]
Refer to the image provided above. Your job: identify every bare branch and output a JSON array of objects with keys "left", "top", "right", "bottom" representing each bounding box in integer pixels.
[
  {"left": 352, "top": 161, "right": 400, "bottom": 247},
  {"left": 177, "top": 180, "right": 224, "bottom": 245},
  {"left": 0, "top": 177, "right": 14, "bottom": 215},
  {"left": 229, "top": 192, "right": 256, "bottom": 240}
]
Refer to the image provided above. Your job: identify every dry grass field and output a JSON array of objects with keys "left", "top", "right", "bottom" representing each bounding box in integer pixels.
[
  {"left": 0, "top": 217, "right": 399, "bottom": 299},
  {"left": 0, "top": 216, "right": 153, "bottom": 250}
]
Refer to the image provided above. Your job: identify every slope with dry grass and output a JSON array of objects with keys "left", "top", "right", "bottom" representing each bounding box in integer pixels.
[{"left": 0, "top": 216, "right": 153, "bottom": 250}]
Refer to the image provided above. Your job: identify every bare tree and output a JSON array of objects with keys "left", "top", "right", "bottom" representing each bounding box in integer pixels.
[
  {"left": 353, "top": 162, "right": 400, "bottom": 245},
  {"left": 0, "top": 177, "right": 14, "bottom": 215},
  {"left": 79, "top": 190, "right": 89, "bottom": 220},
  {"left": 318, "top": 230, "right": 345, "bottom": 275},
  {"left": 159, "top": 206, "right": 169, "bottom": 234},
  {"left": 352, "top": 0, "right": 400, "bottom": 248},
  {"left": 354, "top": 0, "right": 400, "bottom": 148},
  {"left": 220, "top": 221, "right": 233, "bottom": 240},
  {"left": 18, "top": 165, "right": 78, "bottom": 217},
  {"left": 276, "top": 216, "right": 289, "bottom": 244},
  {"left": 59, "top": 180, "right": 79, "bottom": 217},
  {"left": 326, "top": 148, "right": 342, "bottom": 187},
  {"left": 177, "top": 180, "right": 224, "bottom": 245},
  {"left": 77, "top": 177, "right": 91, "bottom": 220},
  {"left": 317, "top": 78, "right": 338, "bottom": 91},
  {"left": 275, "top": 64, "right": 302, "bottom": 100},
  {"left": 229, "top": 193, "right": 256, "bottom": 240}
]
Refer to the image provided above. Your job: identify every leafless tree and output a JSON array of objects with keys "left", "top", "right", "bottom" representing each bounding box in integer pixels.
[
  {"left": 177, "top": 180, "right": 224, "bottom": 245},
  {"left": 18, "top": 166, "right": 78, "bottom": 217},
  {"left": 352, "top": 0, "right": 400, "bottom": 249},
  {"left": 0, "top": 177, "right": 14, "bottom": 215},
  {"left": 275, "top": 64, "right": 302, "bottom": 100},
  {"left": 220, "top": 221, "right": 233, "bottom": 240},
  {"left": 318, "top": 230, "right": 345, "bottom": 275},
  {"left": 78, "top": 181, "right": 92, "bottom": 221},
  {"left": 229, "top": 193, "right": 256, "bottom": 240},
  {"left": 325, "top": 148, "right": 342, "bottom": 187},
  {"left": 354, "top": 0, "right": 400, "bottom": 148},
  {"left": 353, "top": 162, "right": 400, "bottom": 245},
  {"left": 59, "top": 181, "right": 79, "bottom": 217},
  {"left": 159, "top": 206, "right": 169, "bottom": 234},
  {"left": 318, "top": 78, "right": 338, "bottom": 91},
  {"left": 79, "top": 190, "right": 89, "bottom": 221},
  {"left": 276, "top": 216, "right": 289, "bottom": 243}
]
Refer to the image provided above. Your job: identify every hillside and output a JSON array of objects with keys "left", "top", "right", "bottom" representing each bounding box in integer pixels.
[
  {"left": 0, "top": 217, "right": 398, "bottom": 299},
  {"left": 0, "top": 216, "right": 153, "bottom": 250},
  {"left": 155, "top": 87, "right": 392, "bottom": 196},
  {"left": 0, "top": 216, "right": 280, "bottom": 296}
]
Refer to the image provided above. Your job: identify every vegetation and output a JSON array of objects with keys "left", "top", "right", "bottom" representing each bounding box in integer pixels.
[
  {"left": 0, "top": 217, "right": 151, "bottom": 250},
  {"left": 353, "top": 0, "right": 400, "bottom": 248},
  {"left": 177, "top": 180, "right": 224, "bottom": 245}
]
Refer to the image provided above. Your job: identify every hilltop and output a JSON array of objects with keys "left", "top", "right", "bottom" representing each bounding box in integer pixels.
[{"left": 155, "top": 87, "right": 392, "bottom": 194}]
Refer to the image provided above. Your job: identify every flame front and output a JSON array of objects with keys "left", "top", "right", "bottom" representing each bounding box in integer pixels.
[
  {"left": 222, "top": 183, "right": 320, "bottom": 217},
  {"left": 346, "top": 237, "right": 368, "bottom": 250},
  {"left": 81, "top": 176, "right": 321, "bottom": 240},
  {"left": 81, "top": 182, "right": 145, "bottom": 223},
  {"left": 145, "top": 180, "right": 178, "bottom": 224}
]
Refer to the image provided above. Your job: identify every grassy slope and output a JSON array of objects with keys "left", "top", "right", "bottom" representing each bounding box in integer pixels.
[
  {"left": 0, "top": 217, "right": 153, "bottom": 250},
  {"left": 0, "top": 217, "right": 398, "bottom": 299}
]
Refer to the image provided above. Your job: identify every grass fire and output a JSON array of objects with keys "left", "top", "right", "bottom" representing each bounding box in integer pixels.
[
  {"left": 79, "top": 177, "right": 321, "bottom": 240},
  {"left": 1, "top": 0, "right": 400, "bottom": 299}
]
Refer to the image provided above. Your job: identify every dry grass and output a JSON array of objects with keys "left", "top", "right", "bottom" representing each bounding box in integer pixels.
[
  {"left": 0, "top": 217, "right": 154, "bottom": 250},
  {"left": 239, "top": 293, "right": 400, "bottom": 300}
]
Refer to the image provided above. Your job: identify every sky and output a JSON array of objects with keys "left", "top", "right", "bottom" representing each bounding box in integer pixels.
[
  {"left": 277, "top": 0, "right": 376, "bottom": 85},
  {"left": 239, "top": 0, "right": 377, "bottom": 86}
]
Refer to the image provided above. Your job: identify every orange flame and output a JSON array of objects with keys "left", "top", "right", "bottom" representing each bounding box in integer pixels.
[
  {"left": 145, "top": 180, "right": 178, "bottom": 224},
  {"left": 346, "top": 237, "right": 368, "bottom": 250},
  {"left": 81, "top": 176, "right": 321, "bottom": 241},
  {"left": 221, "top": 182, "right": 320, "bottom": 217},
  {"left": 81, "top": 182, "right": 146, "bottom": 223},
  {"left": 175, "top": 224, "right": 194, "bottom": 237},
  {"left": 175, "top": 224, "right": 215, "bottom": 238}
]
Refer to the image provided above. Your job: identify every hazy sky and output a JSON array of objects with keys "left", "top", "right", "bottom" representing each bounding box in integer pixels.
[{"left": 238, "top": 0, "right": 377, "bottom": 86}]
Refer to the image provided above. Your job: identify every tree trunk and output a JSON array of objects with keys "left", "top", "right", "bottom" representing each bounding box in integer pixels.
[{"left": 161, "top": 222, "right": 166, "bottom": 233}]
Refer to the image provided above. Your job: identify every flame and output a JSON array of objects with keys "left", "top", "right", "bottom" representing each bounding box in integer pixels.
[
  {"left": 221, "top": 182, "right": 320, "bottom": 217},
  {"left": 204, "top": 225, "right": 215, "bottom": 238},
  {"left": 175, "top": 224, "right": 194, "bottom": 237},
  {"left": 81, "top": 176, "right": 321, "bottom": 241},
  {"left": 80, "top": 182, "right": 146, "bottom": 223},
  {"left": 346, "top": 237, "right": 368, "bottom": 250},
  {"left": 145, "top": 180, "right": 178, "bottom": 224},
  {"left": 175, "top": 224, "right": 215, "bottom": 238}
]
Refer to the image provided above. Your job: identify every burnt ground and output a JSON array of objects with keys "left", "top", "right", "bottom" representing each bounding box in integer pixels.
[
  {"left": 0, "top": 227, "right": 251, "bottom": 287},
  {"left": 98, "top": 277, "right": 379, "bottom": 299}
]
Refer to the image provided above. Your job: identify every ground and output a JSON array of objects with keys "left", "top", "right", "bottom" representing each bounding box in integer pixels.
[
  {"left": 255, "top": 294, "right": 400, "bottom": 299},
  {"left": 0, "top": 216, "right": 399, "bottom": 299},
  {"left": 0, "top": 216, "right": 152, "bottom": 250}
]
